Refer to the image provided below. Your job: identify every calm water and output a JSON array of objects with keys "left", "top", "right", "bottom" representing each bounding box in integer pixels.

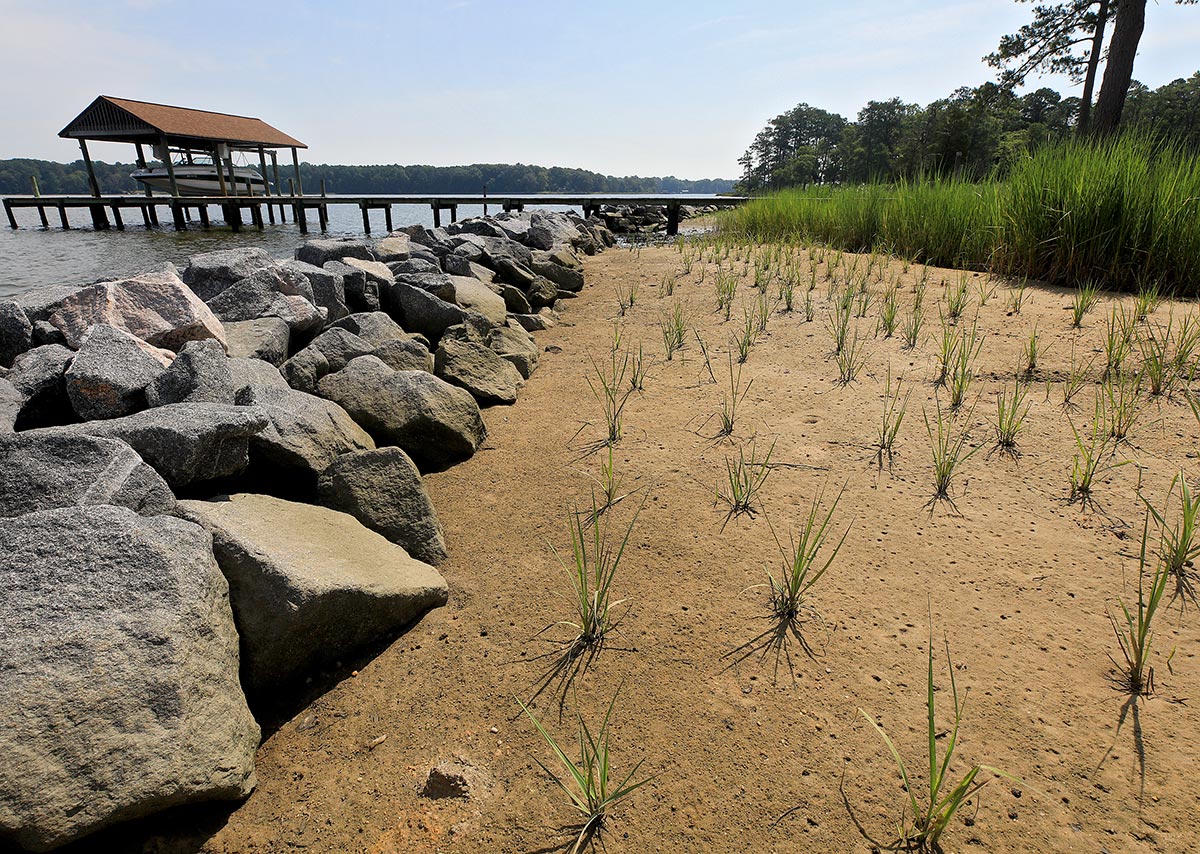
[{"left": 0, "top": 194, "right": 723, "bottom": 297}]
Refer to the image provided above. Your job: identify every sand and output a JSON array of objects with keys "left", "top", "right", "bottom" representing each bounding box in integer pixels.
[{"left": 93, "top": 243, "right": 1200, "bottom": 853}]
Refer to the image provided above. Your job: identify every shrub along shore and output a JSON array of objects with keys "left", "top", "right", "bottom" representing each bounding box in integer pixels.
[{"left": 722, "top": 135, "right": 1200, "bottom": 295}]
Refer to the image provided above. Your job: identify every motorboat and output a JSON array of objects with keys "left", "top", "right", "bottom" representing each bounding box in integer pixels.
[{"left": 130, "top": 163, "right": 269, "bottom": 196}]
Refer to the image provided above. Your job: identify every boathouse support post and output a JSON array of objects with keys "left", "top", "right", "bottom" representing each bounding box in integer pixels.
[
  {"left": 135, "top": 143, "right": 153, "bottom": 197},
  {"left": 4, "top": 200, "right": 17, "bottom": 230},
  {"left": 318, "top": 204, "right": 328, "bottom": 232},
  {"left": 213, "top": 145, "right": 228, "bottom": 197},
  {"left": 110, "top": 204, "right": 124, "bottom": 231},
  {"left": 257, "top": 147, "right": 275, "bottom": 223},
  {"left": 57, "top": 203, "right": 69, "bottom": 230},
  {"left": 666, "top": 203, "right": 681, "bottom": 237},
  {"left": 270, "top": 151, "right": 286, "bottom": 221},
  {"left": 198, "top": 205, "right": 209, "bottom": 228},
  {"left": 291, "top": 147, "right": 303, "bottom": 196},
  {"left": 159, "top": 136, "right": 180, "bottom": 199},
  {"left": 295, "top": 204, "right": 308, "bottom": 234},
  {"left": 31, "top": 177, "right": 49, "bottom": 229},
  {"left": 384, "top": 205, "right": 392, "bottom": 232},
  {"left": 139, "top": 205, "right": 151, "bottom": 228},
  {"left": 361, "top": 202, "right": 371, "bottom": 235},
  {"left": 450, "top": 205, "right": 458, "bottom": 224},
  {"left": 171, "top": 203, "right": 185, "bottom": 231},
  {"left": 432, "top": 203, "right": 441, "bottom": 228},
  {"left": 78, "top": 140, "right": 101, "bottom": 198},
  {"left": 223, "top": 153, "right": 238, "bottom": 197}
]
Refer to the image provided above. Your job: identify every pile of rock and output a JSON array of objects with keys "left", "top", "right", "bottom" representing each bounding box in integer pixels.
[
  {"left": 0, "top": 209, "right": 612, "bottom": 851},
  {"left": 595, "top": 203, "right": 719, "bottom": 235}
]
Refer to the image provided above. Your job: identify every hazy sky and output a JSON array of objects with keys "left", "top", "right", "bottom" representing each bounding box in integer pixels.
[{"left": 2, "top": 0, "right": 1197, "bottom": 178}]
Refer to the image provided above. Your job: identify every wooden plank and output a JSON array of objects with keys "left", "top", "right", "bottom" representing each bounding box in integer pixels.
[
  {"left": 291, "top": 147, "right": 303, "bottom": 196},
  {"left": 159, "top": 135, "right": 180, "bottom": 198}
]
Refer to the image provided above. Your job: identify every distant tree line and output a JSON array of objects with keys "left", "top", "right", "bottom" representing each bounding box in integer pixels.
[
  {"left": 0, "top": 159, "right": 736, "bottom": 196},
  {"left": 737, "top": 72, "right": 1200, "bottom": 191}
]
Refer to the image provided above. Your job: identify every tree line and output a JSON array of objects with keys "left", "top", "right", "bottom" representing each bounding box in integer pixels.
[
  {"left": 738, "top": 76, "right": 1200, "bottom": 191},
  {"left": 739, "top": 0, "right": 1197, "bottom": 191},
  {"left": 0, "top": 159, "right": 735, "bottom": 196}
]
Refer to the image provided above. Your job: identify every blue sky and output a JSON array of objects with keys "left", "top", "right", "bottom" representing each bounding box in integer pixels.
[{"left": 2, "top": 0, "right": 1197, "bottom": 178}]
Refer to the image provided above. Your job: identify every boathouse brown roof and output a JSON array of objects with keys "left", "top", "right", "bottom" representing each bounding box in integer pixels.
[{"left": 59, "top": 96, "right": 306, "bottom": 149}]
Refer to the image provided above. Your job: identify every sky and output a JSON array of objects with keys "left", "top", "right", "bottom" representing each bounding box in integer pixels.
[{"left": 1, "top": 0, "right": 1198, "bottom": 179}]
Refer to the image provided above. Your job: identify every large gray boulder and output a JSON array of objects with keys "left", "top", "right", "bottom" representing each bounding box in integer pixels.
[
  {"left": 47, "top": 269, "right": 226, "bottom": 351},
  {"left": 12, "top": 284, "right": 83, "bottom": 325},
  {"left": 281, "top": 259, "right": 348, "bottom": 324},
  {"left": 31, "top": 404, "right": 268, "bottom": 490},
  {"left": 176, "top": 493, "right": 448, "bottom": 695},
  {"left": 7, "top": 344, "right": 74, "bottom": 430},
  {"left": 0, "top": 506, "right": 259, "bottom": 852},
  {"left": 145, "top": 339, "right": 235, "bottom": 407},
  {"left": 341, "top": 257, "right": 395, "bottom": 290},
  {"left": 295, "top": 237, "right": 374, "bottom": 267},
  {"left": 0, "top": 379, "right": 20, "bottom": 433},
  {"left": 304, "top": 327, "right": 374, "bottom": 373},
  {"left": 0, "top": 433, "right": 174, "bottom": 518},
  {"left": 492, "top": 211, "right": 533, "bottom": 242},
  {"left": 318, "top": 447, "right": 447, "bottom": 565},
  {"left": 389, "top": 280, "right": 466, "bottom": 344},
  {"left": 331, "top": 311, "right": 409, "bottom": 348},
  {"left": 449, "top": 275, "right": 507, "bottom": 327},
  {"left": 373, "top": 337, "right": 434, "bottom": 372},
  {"left": 280, "top": 345, "right": 330, "bottom": 395},
  {"left": 236, "top": 384, "right": 375, "bottom": 491},
  {"left": 528, "top": 210, "right": 582, "bottom": 250},
  {"left": 488, "top": 322, "right": 540, "bottom": 379},
  {"left": 525, "top": 275, "right": 559, "bottom": 309},
  {"left": 222, "top": 317, "right": 290, "bottom": 366},
  {"left": 228, "top": 357, "right": 289, "bottom": 399},
  {"left": 531, "top": 248, "right": 585, "bottom": 292},
  {"left": 323, "top": 261, "right": 380, "bottom": 313},
  {"left": 317, "top": 355, "right": 485, "bottom": 471},
  {"left": 0, "top": 300, "right": 33, "bottom": 367},
  {"left": 372, "top": 235, "right": 411, "bottom": 263},
  {"left": 181, "top": 247, "right": 274, "bottom": 300},
  {"left": 443, "top": 254, "right": 498, "bottom": 283},
  {"left": 63, "top": 324, "right": 170, "bottom": 421},
  {"left": 477, "top": 235, "right": 534, "bottom": 269},
  {"left": 434, "top": 334, "right": 523, "bottom": 405},
  {"left": 205, "top": 265, "right": 323, "bottom": 334}
]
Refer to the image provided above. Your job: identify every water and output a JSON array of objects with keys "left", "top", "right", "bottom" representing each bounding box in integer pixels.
[{"left": 0, "top": 194, "right": 724, "bottom": 297}]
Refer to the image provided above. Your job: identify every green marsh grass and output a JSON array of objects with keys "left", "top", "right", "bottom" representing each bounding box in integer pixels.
[
  {"left": 834, "top": 326, "right": 867, "bottom": 385},
  {"left": 766, "top": 485, "right": 849, "bottom": 625},
  {"left": 924, "top": 397, "right": 980, "bottom": 511},
  {"left": 717, "top": 355, "right": 752, "bottom": 436},
  {"left": 1146, "top": 471, "right": 1200, "bottom": 603},
  {"left": 875, "top": 368, "right": 910, "bottom": 469},
  {"left": 1109, "top": 514, "right": 1172, "bottom": 696},
  {"left": 847, "top": 626, "right": 1011, "bottom": 852},
  {"left": 518, "top": 690, "right": 654, "bottom": 854},
  {"left": 659, "top": 303, "right": 687, "bottom": 361},
  {"left": 721, "top": 135, "right": 1200, "bottom": 295},
  {"left": 1071, "top": 281, "right": 1100, "bottom": 328},
  {"left": 992, "top": 380, "right": 1030, "bottom": 457},
  {"left": 718, "top": 440, "right": 774, "bottom": 524},
  {"left": 1068, "top": 398, "right": 1128, "bottom": 505}
]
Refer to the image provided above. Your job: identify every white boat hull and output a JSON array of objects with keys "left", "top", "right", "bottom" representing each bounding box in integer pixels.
[{"left": 131, "top": 166, "right": 269, "bottom": 197}]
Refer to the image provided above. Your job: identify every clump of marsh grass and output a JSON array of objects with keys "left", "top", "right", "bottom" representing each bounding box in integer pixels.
[
  {"left": 1133, "top": 280, "right": 1160, "bottom": 322},
  {"left": 1101, "top": 371, "right": 1140, "bottom": 443},
  {"left": 827, "top": 299, "right": 853, "bottom": 356},
  {"left": 718, "top": 440, "right": 774, "bottom": 525},
  {"left": 735, "top": 304, "right": 758, "bottom": 364},
  {"left": 879, "top": 285, "right": 900, "bottom": 338},
  {"left": 846, "top": 624, "right": 1012, "bottom": 852},
  {"left": 933, "top": 313, "right": 957, "bottom": 386},
  {"left": 944, "top": 275, "right": 970, "bottom": 323},
  {"left": 716, "top": 268, "right": 738, "bottom": 321},
  {"left": 765, "top": 484, "right": 849, "bottom": 625},
  {"left": 659, "top": 272, "right": 677, "bottom": 297},
  {"left": 1145, "top": 471, "right": 1200, "bottom": 604},
  {"left": 1005, "top": 277, "right": 1028, "bottom": 315},
  {"left": 901, "top": 301, "right": 925, "bottom": 351},
  {"left": 587, "top": 348, "right": 634, "bottom": 445},
  {"left": 947, "top": 321, "right": 983, "bottom": 410},
  {"left": 924, "top": 397, "right": 980, "bottom": 512},
  {"left": 875, "top": 368, "right": 910, "bottom": 470},
  {"left": 518, "top": 689, "right": 655, "bottom": 854},
  {"left": 1138, "top": 317, "right": 1175, "bottom": 397},
  {"left": 1102, "top": 305, "right": 1135, "bottom": 379},
  {"left": 803, "top": 291, "right": 816, "bottom": 322},
  {"left": 1068, "top": 397, "right": 1128, "bottom": 505},
  {"left": 545, "top": 494, "right": 642, "bottom": 660},
  {"left": 1022, "top": 323, "right": 1041, "bottom": 379},
  {"left": 780, "top": 276, "right": 795, "bottom": 313},
  {"left": 1108, "top": 514, "right": 1172, "bottom": 696},
  {"left": 1059, "top": 347, "right": 1094, "bottom": 411},
  {"left": 991, "top": 380, "right": 1030, "bottom": 458},
  {"left": 1071, "top": 281, "right": 1100, "bottom": 328},
  {"left": 975, "top": 277, "right": 997, "bottom": 307},
  {"left": 615, "top": 281, "right": 637, "bottom": 316},
  {"left": 659, "top": 302, "right": 687, "bottom": 361},
  {"left": 835, "top": 326, "right": 867, "bottom": 385},
  {"left": 717, "top": 354, "right": 752, "bottom": 436},
  {"left": 628, "top": 344, "right": 650, "bottom": 392},
  {"left": 694, "top": 329, "right": 717, "bottom": 384}
]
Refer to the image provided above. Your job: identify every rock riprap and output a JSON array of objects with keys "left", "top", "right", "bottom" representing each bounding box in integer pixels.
[
  {"left": 177, "top": 493, "right": 448, "bottom": 696},
  {"left": 0, "top": 433, "right": 175, "bottom": 518},
  {"left": 0, "top": 506, "right": 259, "bottom": 852}
]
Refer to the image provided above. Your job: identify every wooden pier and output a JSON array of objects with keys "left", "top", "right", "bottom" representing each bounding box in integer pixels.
[{"left": 2, "top": 193, "right": 748, "bottom": 236}]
